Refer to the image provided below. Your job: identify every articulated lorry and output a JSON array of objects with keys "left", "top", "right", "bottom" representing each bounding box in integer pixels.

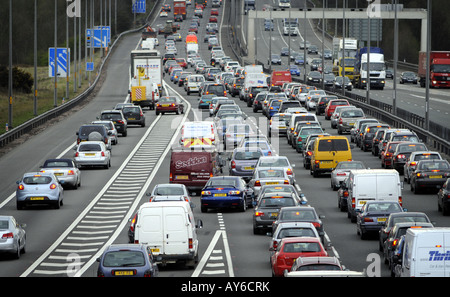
[
  {"left": 353, "top": 47, "right": 386, "bottom": 90},
  {"left": 173, "top": 0, "right": 187, "bottom": 20},
  {"left": 418, "top": 51, "right": 450, "bottom": 88}
]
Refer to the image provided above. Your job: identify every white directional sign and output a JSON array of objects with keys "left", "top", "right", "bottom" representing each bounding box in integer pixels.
[{"left": 48, "top": 48, "right": 70, "bottom": 78}]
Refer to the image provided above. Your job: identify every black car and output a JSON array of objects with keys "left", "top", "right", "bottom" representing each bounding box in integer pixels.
[
  {"left": 253, "top": 192, "right": 300, "bottom": 235},
  {"left": 308, "top": 45, "right": 318, "bottom": 54},
  {"left": 410, "top": 160, "right": 450, "bottom": 194},
  {"left": 202, "top": 83, "right": 227, "bottom": 97},
  {"left": 307, "top": 71, "right": 322, "bottom": 84},
  {"left": 100, "top": 110, "right": 128, "bottom": 136},
  {"left": 76, "top": 124, "right": 111, "bottom": 146},
  {"left": 391, "top": 142, "right": 428, "bottom": 174},
  {"left": 382, "top": 222, "right": 433, "bottom": 275},
  {"left": 252, "top": 92, "right": 267, "bottom": 113},
  {"left": 316, "top": 95, "right": 338, "bottom": 115},
  {"left": 310, "top": 58, "right": 322, "bottom": 71},
  {"left": 399, "top": 71, "right": 418, "bottom": 84},
  {"left": 229, "top": 77, "right": 245, "bottom": 97},
  {"left": 438, "top": 178, "right": 450, "bottom": 215},
  {"left": 271, "top": 206, "right": 325, "bottom": 243},
  {"left": 247, "top": 86, "right": 269, "bottom": 107},
  {"left": 378, "top": 212, "right": 433, "bottom": 251},
  {"left": 385, "top": 69, "right": 394, "bottom": 79},
  {"left": 122, "top": 105, "right": 146, "bottom": 127}
]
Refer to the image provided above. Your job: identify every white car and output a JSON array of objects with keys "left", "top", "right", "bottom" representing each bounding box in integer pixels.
[
  {"left": 147, "top": 183, "right": 194, "bottom": 208},
  {"left": 75, "top": 141, "right": 111, "bottom": 169},
  {"left": 160, "top": 10, "right": 168, "bottom": 17}
]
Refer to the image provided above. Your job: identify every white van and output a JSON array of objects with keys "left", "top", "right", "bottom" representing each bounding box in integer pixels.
[
  {"left": 133, "top": 201, "right": 203, "bottom": 267},
  {"left": 343, "top": 169, "right": 403, "bottom": 222},
  {"left": 400, "top": 228, "right": 450, "bottom": 277},
  {"left": 180, "top": 121, "right": 218, "bottom": 148}
]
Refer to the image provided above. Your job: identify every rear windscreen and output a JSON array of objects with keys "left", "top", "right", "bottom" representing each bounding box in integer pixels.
[{"left": 318, "top": 139, "right": 349, "bottom": 151}]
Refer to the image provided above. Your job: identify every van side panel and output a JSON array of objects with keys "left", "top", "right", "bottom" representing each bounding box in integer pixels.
[{"left": 376, "top": 174, "right": 400, "bottom": 201}]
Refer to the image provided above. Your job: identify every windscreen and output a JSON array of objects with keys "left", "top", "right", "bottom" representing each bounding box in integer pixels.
[{"left": 318, "top": 139, "right": 349, "bottom": 151}]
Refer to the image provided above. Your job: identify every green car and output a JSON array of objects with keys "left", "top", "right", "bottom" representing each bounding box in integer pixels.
[{"left": 295, "top": 126, "right": 324, "bottom": 153}]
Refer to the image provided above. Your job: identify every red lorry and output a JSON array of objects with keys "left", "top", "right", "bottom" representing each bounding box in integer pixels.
[
  {"left": 173, "top": 0, "right": 187, "bottom": 20},
  {"left": 270, "top": 70, "right": 292, "bottom": 88},
  {"left": 418, "top": 51, "right": 450, "bottom": 88}
]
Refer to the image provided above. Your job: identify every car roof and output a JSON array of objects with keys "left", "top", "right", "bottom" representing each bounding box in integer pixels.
[{"left": 104, "top": 244, "right": 146, "bottom": 252}]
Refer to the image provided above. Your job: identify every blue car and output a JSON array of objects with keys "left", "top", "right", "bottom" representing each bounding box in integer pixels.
[
  {"left": 96, "top": 244, "right": 159, "bottom": 277},
  {"left": 289, "top": 65, "right": 301, "bottom": 76},
  {"left": 294, "top": 55, "right": 305, "bottom": 65},
  {"left": 198, "top": 94, "right": 215, "bottom": 109},
  {"left": 264, "top": 21, "right": 274, "bottom": 31},
  {"left": 201, "top": 176, "right": 249, "bottom": 212}
]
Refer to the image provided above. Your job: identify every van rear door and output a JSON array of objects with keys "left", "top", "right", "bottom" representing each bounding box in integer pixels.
[
  {"left": 139, "top": 208, "right": 164, "bottom": 254},
  {"left": 164, "top": 207, "right": 190, "bottom": 255},
  {"left": 170, "top": 150, "right": 216, "bottom": 189},
  {"left": 376, "top": 174, "right": 399, "bottom": 202},
  {"left": 415, "top": 231, "right": 449, "bottom": 276},
  {"left": 355, "top": 175, "right": 376, "bottom": 210}
]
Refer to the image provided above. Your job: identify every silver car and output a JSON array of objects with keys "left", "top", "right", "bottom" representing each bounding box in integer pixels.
[
  {"left": 255, "top": 156, "right": 296, "bottom": 184},
  {"left": 16, "top": 172, "right": 64, "bottom": 209},
  {"left": 247, "top": 167, "right": 292, "bottom": 199},
  {"left": 147, "top": 183, "right": 193, "bottom": 208},
  {"left": 224, "top": 124, "right": 254, "bottom": 151},
  {"left": 229, "top": 147, "right": 264, "bottom": 181},
  {"left": 75, "top": 141, "right": 111, "bottom": 169},
  {"left": 330, "top": 161, "right": 366, "bottom": 190},
  {"left": 0, "top": 216, "right": 26, "bottom": 259},
  {"left": 337, "top": 108, "right": 365, "bottom": 135},
  {"left": 330, "top": 106, "right": 356, "bottom": 129},
  {"left": 40, "top": 158, "right": 81, "bottom": 189}
]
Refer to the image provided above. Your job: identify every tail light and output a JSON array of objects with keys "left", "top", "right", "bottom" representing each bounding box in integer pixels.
[
  {"left": 286, "top": 168, "right": 293, "bottom": 175},
  {"left": 18, "top": 184, "right": 25, "bottom": 190},
  {"left": 189, "top": 238, "right": 193, "bottom": 249},
  {"left": 397, "top": 154, "right": 405, "bottom": 159},
  {"left": 2, "top": 232, "right": 13, "bottom": 239},
  {"left": 312, "top": 222, "right": 321, "bottom": 228},
  {"left": 255, "top": 180, "right": 261, "bottom": 187},
  {"left": 339, "top": 118, "right": 343, "bottom": 124},
  {"left": 169, "top": 173, "right": 173, "bottom": 182},
  {"left": 398, "top": 196, "right": 402, "bottom": 206},
  {"left": 364, "top": 217, "right": 374, "bottom": 222},
  {"left": 273, "top": 241, "right": 278, "bottom": 249},
  {"left": 231, "top": 161, "right": 236, "bottom": 169},
  {"left": 50, "top": 183, "right": 57, "bottom": 190},
  {"left": 337, "top": 172, "right": 347, "bottom": 176},
  {"left": 68, "top": 170, "right": 75, "bottom": 175},
  {"left": 410, "top": 161, "right": 417, "bottom": 166},
  {"left": 255, "top": 211, "right": 264, "bottom": 217},
  {"left": 343, "top": 191, "right": 349, "bottom": 197},
  {"left": 351, "top": 197, "right": 356, "bottom": 209},
  {"left": 75, "top": 152, "right": 79, "bottom": 157},
  {"left": 268, "top": 151, "right": 272, "bottom": 156},
  {"left": 297, "top": 137, "right": 302, "bottom": 142},
  {"left": 392, "top": 239, "right": 399, "bottom": 247},
  {"left": 306, "top": 151, "right": 312, "bottom": 156},
  {"left": 101, "top": 151, "right": 106, "bottom": 157},
  {"left": 201, "top": 191, "right": 211, "bottom": 196},
  {"left": 229, "top": 190, "right": 240, "bottom": 195},
  {"left": 284, "top": 179, "right": 289, "bottom": 184},
  {"left": 143, "top": 270, "right": 152, "bottom": 277}
]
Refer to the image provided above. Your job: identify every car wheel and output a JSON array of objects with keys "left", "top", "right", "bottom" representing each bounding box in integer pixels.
[
  {"left": 122, "top": 131, "right": 127, "bottom": 137},
  {"left": 240, "top": 198, "right": 247, "bottom": 212}
]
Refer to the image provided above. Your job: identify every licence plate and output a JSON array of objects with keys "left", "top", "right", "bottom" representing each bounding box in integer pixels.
[
  {"left": 162, "top": 104, "right": 170, "bottom": 107},
  {"left": 266, "top": 182, "right": 279, "bottom": 185},
  {"left": 151, "top": 248, "right": 160, "bottom": 253},
  {"left": 244, "top": 166, "right": 254, "bottom": 170},
  {"left": 321, "top": 160, "right": 332, "bottom": 164},
  {"left": 128, "top": 118, "right": 136, "bottom": 120},
  {"left": 84, "top": 153, "right": 95, "bottom": 156},
  {"left": 377, "top": 217, "right": 387, "bottom": 222},
  {"left": 175, "top": 175, "right": 189, "bottom": 180},
  {"left": 114, "top": 271, "right": 134, "bottom": 276},
  {"left": 348, "top": 122, "right": 355, "bottom": 126},
  {"left": 214, "top": 193, "right": 227, "bottom": 197},
  {"left": 358, "top": 200, "right": 367, "bottom": 205},
  {"left": 270, "top": 212, "right": 278, "bottom": 218},
  {"left": 30, "top": 197, "right": 45, "bottom": 200},
  {"left": 278, "top": 126, "right": 286, "bottom": 129},
  {"left": 430, "top": 175, "right": 442, "bottom": 179},
  {"left": 54, "top": 173, "right": 64, "bottom": 176}
]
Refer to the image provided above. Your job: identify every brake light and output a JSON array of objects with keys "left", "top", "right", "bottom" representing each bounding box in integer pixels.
[
  {"left": 169, "top": 173, "right": 173, "bottom": 182},
  {"left": 231, "top": 161, "right": 236, "bottom": 169},
  {"left": 312, "top": 222, "right": 321, "bottom": 228},
  {"left": 398, "top": 196, "right": 402, "bottom": 206},
  {"left": 229, "top": 190, "right": 241, "bottom": 195},
  {"left": 284, "top": 179, "right": 289, "bottom": 184},
  {"left": 2, "top": 232, "right": 13, "bottom": 239},
  {"left": 337, "top": 173, "right": 347, "bottom": 176},
  {"left": 201, "top": 191, "right": 211, "bottom": 196},
  {"left": 75, "top": 152, "right": 79, "bottom": 157},
  {"left": 343, "top": 191, "right": 349, "bottom": 197},
  {"left": 397, "top": 154, "right": 405, "bottom": 159},
  {"left": 351, "top": 197, "right": 356, "bottom": 209},
  {"left": 50, "top": 183, "right": 57, "bottom": 190},
  {"left": 68, "top": 170, "right": 75, "bottom": 175},
  {"left": 364, "top": 217, "right": 374, "bottom": 222},
  {"left": 255, "top": 180, "right": 261, "bottom": 187},
  {"left": 410, "top": 162, "right": 417, "bottom": 166},
  {"left": 268, "top": 151, "right": 272, "bottom": 156},
  {"left": 18, "top": 184, "right": 24, "bottom": 190},
  {"left": 273, "top": 241, "right": 278, "bottom": 249},
  {"left": 286, "top": 168, "right": 293, "bottom": 175},
  {"left": 101, "top": 151, "right": 106, "bottom": 157},
  {"left": 255, "top": 211, "right": 264, "bottom": 217},
  {"left": 189, "top": 238, "right": 193, "bottom": 249}
]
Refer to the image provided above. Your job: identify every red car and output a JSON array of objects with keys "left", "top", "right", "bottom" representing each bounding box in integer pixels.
[
  {"left": 381, "top": 141, "right": 402, "bottom": 169},
  {"left": 324, "top": 99, "right": 350, "bottom": 120},
  {"left": 270, "top": 237, "right": 328, "bottom": 277},
  {"left": 209, "top": 16, "right": 218, "bottom": 23},
  {"left": 176, "top": 58, "right": 188, "bottom": 69},
  {"left": 156, "top": 96, "right": 185, "bottom": 115},
  {"left": 211, "top": 8, "right": 219, "bottom": 16}
]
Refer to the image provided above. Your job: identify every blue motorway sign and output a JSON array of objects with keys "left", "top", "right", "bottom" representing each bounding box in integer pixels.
[
  {"left": 49, "top": 47, "right": 70, "bottom": 78},
  {"left": 132, "top": 0, "right": 146, "bottom": 13},
  {"left": 86, "top": 62, "right": 94, "bottom": 72},
  {"left": 86, "top": 26, "right": 110, "bottom": 48}
]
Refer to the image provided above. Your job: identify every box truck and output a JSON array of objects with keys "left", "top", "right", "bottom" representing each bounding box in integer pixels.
[{"left": 418, "top": 51, "right": 450, "bottom": 88}]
